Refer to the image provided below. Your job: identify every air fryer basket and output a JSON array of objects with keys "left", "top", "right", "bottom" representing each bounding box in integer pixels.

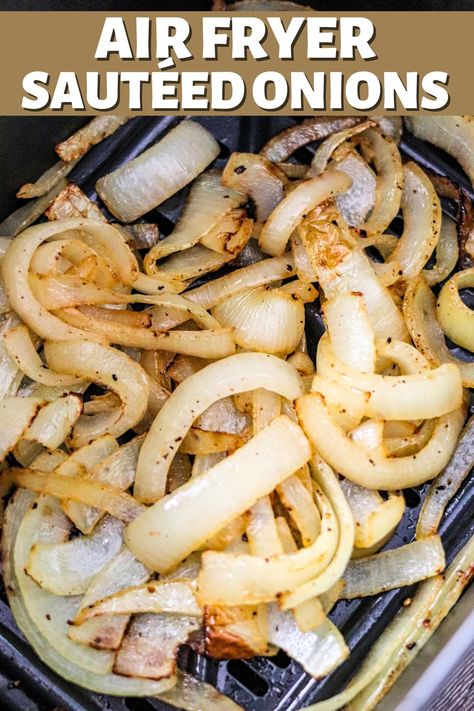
[{"left": 0, "top": 115, "right": 472, "bottom": 711}]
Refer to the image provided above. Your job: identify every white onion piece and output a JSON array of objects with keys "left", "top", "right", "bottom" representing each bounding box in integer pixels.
[
  {"left": 417, "top": 416, "right": 474, "bottom": 539},
  {"left": 423, "top": 213, "right": 458, "bottom": 286},
  {"left": 2, "top": 218, "right": 137, "bottom": 342},
  {"left": 277, "top": 475, "right": 320, "bottom": 547},
  {"left": 0, "top": 313, "right": 25, "bottom": 398},
  {"left": 14, "top": 494, "right": 115, "bottom": 673},
  {"left": 299, "top": 572, "right": 444, "bottom": 711},
  {"left": 25, "top": 394, "right": 82, "bottom": 450},
  {"left": 297, "top": 393, "right": 466, "bottom": 490},
  {"left": 309, "top": 121, "right": 374, "bottom": 176},
  {"left": 27, "top": 516, "right": 124, "bottom": 596},
  {"left": 45, "top": 340, "right": 148, "bottom": 447},
  {"left": 279, "top": 457, "right": 355, "bottom": 610},
  {"left": 2, "top": 492, "right": 176, "bottom": 696},
  {"left": 186, "top": 255, "right": 295, "bottom": 311},
  {"left": 403, "top": 277, "right": 474, "bottom": 388},
  {"left": 3, "top": 324, "right": 83, "bottom": 387},
  {"left": 436, "top": 267, "right": 474, "bottom": 351},
  {"left": 146, "top": 170, "right": 245, "bottom": 262},
  {"left": 317, "top": 334, "right": 462, "bottom": 421},
  {"left": 17, "top": 159, "right": 79, "bottom": 199},
  {"left": 212, "top": 286, "right": 305, "bottom": 354},
  {"left": 134, "top": 352, "right": 303, "bottom": 503},
  {"left": 0, "top": 179, "right": 68, "bottom": 238},
  {"left": 389, "top": 162, "right": 441, "bottom": 280},
  {"left": 324, "top": 293, "right": 375, "bottom": 373},
  {"left": 65, "top": 435, "right": 144, "bottom": 534},
  {"left": 159, "top": 670, "right": 244, "bottom": 711},
  {"left": 267, "top": 605, "right": 348, "bottom": 679},
  {"left": 96, "top": 121, "right": 220, "bottom": 222},
  {"left": 0, "top": 397, "right": 43, "bottom": 459},
  {"left": 222, "top": 152, "right": 287, "bottom": 222},
  {"left": 113, "top": 613, "right": 199, "bottom": 681},
  {"left": 372, "top": 116, "right": 403, "bottom": 142},
  {"left": 358, "top": 128, "right": 404, "bottom": 236},
  {"left": 405, "top": 116, "right": 474, "bottom": 185},
  {"left": 56, "top": 116, "right": 130, "bottom": 162},
  {"left": 79, "top": 579, "right": 201, "bottom": 620},
  {"left": 340, "top": 479, "right": 404, "bottom": 549},
  {"left": 197, "top": 487, "right": 337, "bottom": 605},
  {"left": 334, "top": 150, "right": 376, "bottom": 227},
  {"left": 318, "top": 248, "right": 408, "bottom": 343},
  {"left": 127, "top": 415, "right": 310, "bottom": 571},
  {"left": 259, "top": 171, "right": 352, "bottom": 256},
  {"left": 341, "top": 536, "right": 445, "bottom": 599}
]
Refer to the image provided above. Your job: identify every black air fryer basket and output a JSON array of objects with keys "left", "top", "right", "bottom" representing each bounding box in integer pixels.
[{"left": 0, "top": 115, "right": 473, "bottom": 711}]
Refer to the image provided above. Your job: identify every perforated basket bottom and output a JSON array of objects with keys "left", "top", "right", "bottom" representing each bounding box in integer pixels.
[{"left": 0, "top": 115, "right": 473, "bottom": 711}]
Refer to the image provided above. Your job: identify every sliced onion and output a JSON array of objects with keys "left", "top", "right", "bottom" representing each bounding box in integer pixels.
[
  {"left": 113, "top": 613, "right": 200, "bottom": 681},
  {"left": 372, "top": 116, "right": 403, "bottom": 143},
  {"left": 347, "top": 533, "right": 474, "bottom": 711},
  {"left": 259, "top": 171, "right": 352, "bottom": 257},
  {"left": 96, "top": 121, "right": 220, "bottom": 222},
  {"left": 292, "top": 597, "right": 325, "bottom": 633},
  {"left": 358, "top": 128, "right": 404, "bottom": 236},
  {"left": 145, "top": 170, "right": 245, "bottom": 265},
  {"left": 134, "top": 353, "right": 304, "bottom": 502},
  {"left": 423, "top": 213, "right": 458, "bottom": 286},
  {"left": 417, "top": 416, "right": 474, "bottom": 538},
  {"left": 70, "top": 546, "right": 149, "bottom": 650},
  {"left": 405, "top": 116, "right": 474, "bottom": 185},
  {"left": 309, "top": 121, "right": 374, "bottom": 176},
  {"left": 277, "top": 474, "right": 320, "bottom": 547},
  {"left": 212, "top": 286, "right": 305, "bottom": 354},
  {"left": 436, "top": 267, "right": 474, "bottom": 350},
  {"left": 389, "top": 162, "right": 441, "bottom": 280},
  {"left": 324, "top": 293, "right": 375, "bottom": 373},
  {"left": 403, "top": 277, "right": 474, "bottom": 388},
  {"left": 56, "top": 307, "right": 236, "bottom": 359},
  {"left": 0, "top": 313, "right": 26, "bottom": 398},
  {"left": 333, "top": 149, "right": 376, "bottom": 227},
  {"left": 340, "top": 479, "right": 404, "bottom": 549},
  {"left": 127, "top": 415, "right": 310, "bottom": 572},
  {"left": 17, "top": 159, "right": 80, "bottom": 199},
  {"left": 296, "top": 392, "right": 466, "bottom": 490},
  {"left": 2, "top": 218, "right": 137, "bottom": 341},
  {"left": 152, "top": 215, "right": 253, "bottom": 281},
  {"left": 204, "top": 602, "right": 269, "bottom": 659},
  {"left": 45, "top": 182, "right": 106, "bottom": 221},
  {"left": 279, "top": 457, "right": 355, "bottom": 610},
  {"left": 9, "top": 468, "right": 144, "bottom": 523},
  {"left": 267, "top": 605, "right": 348, "bottom": 679},
  {"left": 3, "top": 324, "right": 83, "bottom": 387},
  {"left": 158, "top": 670, "right": 244, "bottom": 711},
  {"left": 26, "top": 515, "right": 124, "bottom": 596},
  {"left": 2, "top": 492, "right": 175, "bottom": 696},
  {"left": 222, "top": 152, "right": 287, "bottom": 222},
  {"left": 299, "top": 570, "right": 444, "bottom": 711},
  {"left": 341, "top": 536, "right": 445, "bottom": 599},
  {"left": 25, "top": 393, "right": 82, "bottom": 450},
  {"left": 186, "top": 254, "right": 295, "bottom": 311},
  {"left": 56, "top": 116, "right": 130, "bottom": 162},
  {"left": 310, "top": 376, "right": 367, "bottom": 431},
  {"left": 0, "top": 179, "right": 68, "bottom": 238},
  {"left": 261, "top": 117, "right": 363, "bottom": 163},
  {"left": 78, "top": 579, "right": 201, "bottom": 621},
  {"left": 197, "top": 486, "right": 337, "bottom": 606},
  {"left": 316, "top": 334, "right": 462, "bottom": 421},
  {"left": 44, "top": 340, "right": 149, "bottom": 447},
  {"left": 0, "top": 397, "right": 43, "bottom": 459},
  {"left": 66, "top": 434, "right": 144, "bottom": 534}
]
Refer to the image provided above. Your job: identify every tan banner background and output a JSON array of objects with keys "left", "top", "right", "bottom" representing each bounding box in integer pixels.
[{"left": 0, "top": 11, "right": 471, "bottom": 115}]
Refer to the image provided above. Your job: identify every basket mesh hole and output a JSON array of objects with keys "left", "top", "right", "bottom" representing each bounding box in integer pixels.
[
  {"left": 271, "top": 649, "right": 292, "bottom": 669},
  {"left": 403, "top": 488, "right": 421, "bottom": 508},
  {"left": 227, "top": 660, "right": 269, "bottom": 696}
]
